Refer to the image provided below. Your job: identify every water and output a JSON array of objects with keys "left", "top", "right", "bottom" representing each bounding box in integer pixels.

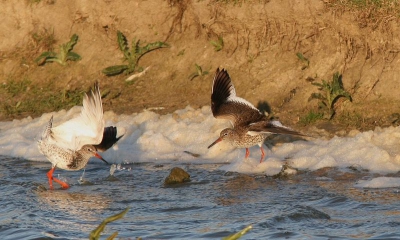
[
  {"left": 1, "top": 157, "right": 399, "bottom": 239},
  {"left": 1, "top": 106, "right": 400, "bottom": 239}
]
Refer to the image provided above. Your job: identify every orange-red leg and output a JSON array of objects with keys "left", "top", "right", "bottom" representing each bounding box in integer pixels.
[
  {"left": 260, "top": 147, "right": 265, "bottom": 163},
  {"left": 47, "top": 167, "right": 69, "bottom": 190},
  {"left": 46, "top": 168, "right": 54, "bottom": 189},
  {"left": 245, "top": 148, "right": 250, "bottom": 158}
]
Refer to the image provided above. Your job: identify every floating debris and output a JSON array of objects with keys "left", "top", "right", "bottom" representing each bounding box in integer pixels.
[{"left": 183, "top": 150, "right": 201, "bottom": 158}]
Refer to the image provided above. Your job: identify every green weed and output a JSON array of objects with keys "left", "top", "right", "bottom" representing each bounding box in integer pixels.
[
  {"left": 89, "top": 208, "right": 129, "bottom": 240},
  {"left": 102, "top": 31, "right": 169, "bottom": 76},
  {"left": 35, "top": 34, "right": 81, "bottom": 66},
  {"left": 177, "top": 49, "right": 185, "bottom": 56},
  {"left": 296, "top": 52, "right": 309, "bottom": 70},
  {"left": 299, "top": 110, "right": 324, "bottom": 125},
  {"left": 210, "top": 36, "right": 224, "bottom": 52},
  {"left": 222, "top": 225, "right": 252, "bottom": 240},
  {"left": 28, "top": 0, "right": 42, "bottom": 4},
  {"left": 86, "top": 207, "right": 249, "bottom": 240},
  {"left": 188, "top": 64, "right": 209, "bottom": 80},
  {"left": 1, "top": 78, "right": 31, "bottom": 97},
  {"left": 308, "top": 72, "right": 352, "bottom": 120},
  {"left": 325, "top": 0, "right": 400, "bottom": 20},
  {"left": 0, "top": 78, "right": 85, "bottom": 119}
]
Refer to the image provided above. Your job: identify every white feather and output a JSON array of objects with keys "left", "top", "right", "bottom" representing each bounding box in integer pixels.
[
  {"left": 228, "top": 96, "right": 260, "bottom": 112},
  {"left": 48, "top": 87, "right": 104, "bottom": 150},
  {"left": 270, "top": 120, "right": 294, "bottom": 130}
]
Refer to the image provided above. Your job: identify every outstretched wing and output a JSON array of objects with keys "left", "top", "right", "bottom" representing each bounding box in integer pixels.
[
  {"left": 51, "top": 82, "right": 105, "bottom": 150},
  {"left": 94, "top": 126, "right": 124, "bottom": 152},
  {"left": 248, "top": 120, "right": 305, "bottom": 137},
  {"left": 211, "top": 68, "right": 265, "bottom": 127}
]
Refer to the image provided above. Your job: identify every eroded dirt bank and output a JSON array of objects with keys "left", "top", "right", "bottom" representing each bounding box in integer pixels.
[{"left": 1, "top": 0, "right": 400, "bottom": 132}]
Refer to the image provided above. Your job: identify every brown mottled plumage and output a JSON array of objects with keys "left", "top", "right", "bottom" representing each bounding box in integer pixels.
[{"left": 208, "top": 68, "right": 304, "bottom": 163}]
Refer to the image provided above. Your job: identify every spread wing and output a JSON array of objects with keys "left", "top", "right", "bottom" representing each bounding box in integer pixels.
[
  {"left": 248, "top": 120, "right": 305, "bottom": 136},
  {"left": 94, "top": 126, "right": 124, "bottom": 152},
  {"left": 50, "top": 82, "right": 105, "bottom": 150},
  {"left": 211, "top": 68, "right": 265, "bottom": 127}
]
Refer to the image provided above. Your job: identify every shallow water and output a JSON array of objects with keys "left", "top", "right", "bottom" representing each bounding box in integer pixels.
[
  {"left": 1, "top": 156, "right": 400, "bottom": 240},
  {"left": 1, "top": 106, "right": 400, "bottom": 239}
]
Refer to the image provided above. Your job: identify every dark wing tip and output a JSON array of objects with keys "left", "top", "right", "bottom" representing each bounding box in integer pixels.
[
  {"left": 86, "top": 81, "right": 100, "bottom": 98},
  {"left": 93, "top": 81, "right": 101, "bottom": 99},
  {"left": 93, "top": 80, "right": 100, "bottom": 89},
  {"left": 252, "top": 121, "right": 306, "bottom": 137},
  {"left": 94, "top": 126, "right": 123, "bottom": 152},
  {"left": 211, "top": 68, "right": 234, "bottom": 116}
]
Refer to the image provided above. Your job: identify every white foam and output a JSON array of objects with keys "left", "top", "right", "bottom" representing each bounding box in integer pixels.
[
  {"left": 1, "top": 105, "right": 400, "bottom": 186},
  {"left": 355, "top": 177, "right": 400, "bottom": 189}
]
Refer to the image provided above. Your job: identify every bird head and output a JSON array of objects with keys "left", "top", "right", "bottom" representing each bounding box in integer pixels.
[
  {"left": 81, "top": 145, "right": 109, "bottom": 164},
  {"left": 207, "top": 128, "right": 234, "bottom": 149}
]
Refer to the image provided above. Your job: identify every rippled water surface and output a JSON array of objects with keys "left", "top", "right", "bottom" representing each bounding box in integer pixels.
[{"left": 1, "top": 156, "right": 400, "bottom": 240}]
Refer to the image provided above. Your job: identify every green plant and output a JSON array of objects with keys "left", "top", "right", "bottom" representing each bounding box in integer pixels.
[
  {"left": 35, "top": 34, "right": 81, "bottom": 66},
  {"left": 188, "top": 64, "right": 209, "bottom": 80},
  {"left": 210, "top": 36, "right": 224, "bottom": 52},
  {"left": 89, "top": 208, "right": 129, "bottom": 240},
  {"left": 0, "top": 78, "right": 88, "bottom": 119},
  {"left": 296, "top": 52, "right": 309, "bottom": 70},
  {"left": 1, "top": 77, "right": 31, "bottom": 97},
  {"left": 177, "top": 49, "right": 185, "bottom": 56},
  {"left": 102, "top": 31, "right": 169, "bottom": 76},
  {"left": 29, "top": 0, "right": 42, "bottom": 4},
  {"left": 299, "top": 110, "right": 324, "bottom": 125},
  {"left": 326, "top": 0, "right": 400, "bottom": 17},
  {"left": 308, "top": 72, "right": 352, "bottom": 119}
]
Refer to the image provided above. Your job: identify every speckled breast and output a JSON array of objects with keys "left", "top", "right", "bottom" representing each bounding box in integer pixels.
[{"left": 232, "top": 133, "right": 266, "bottom": 148}]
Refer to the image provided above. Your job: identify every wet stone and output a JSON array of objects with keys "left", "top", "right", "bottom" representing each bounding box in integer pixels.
[{"left": 164, "top": 167, "right": 190, "bottom": 185}]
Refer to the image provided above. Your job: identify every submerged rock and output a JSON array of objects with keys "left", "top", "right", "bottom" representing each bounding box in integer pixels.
[{"left": 164, "top": 167, "right": 190, "bottom": 185}]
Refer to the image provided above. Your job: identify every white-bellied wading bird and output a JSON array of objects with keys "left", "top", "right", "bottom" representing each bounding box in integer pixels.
[
  {"left": 38, "top": 82, "right": 123, "bottom": 189},
  {"left": 208, "top": 68, "right": 304, "bottom": 163}
]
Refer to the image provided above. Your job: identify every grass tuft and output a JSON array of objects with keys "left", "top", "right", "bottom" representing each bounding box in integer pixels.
[
  {"left": 210, "top": 36, "right": 224, "bottom": 52},
  {"left": 0, "top": 78, "right": 85, "bottom": 119},
  {"left": 188, "top": 64, "right": 209, "bottom": 80},
  {"left": 299, "top": 110, "right": 324, "bottom": 125}
]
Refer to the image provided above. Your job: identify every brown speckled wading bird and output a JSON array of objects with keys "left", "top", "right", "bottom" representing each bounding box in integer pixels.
[
  {"left": 208, "top": 68, "right": 304, "bottom": 163},
  {"left": 38, "top": 82, "right": 123, "bottom": 189}
]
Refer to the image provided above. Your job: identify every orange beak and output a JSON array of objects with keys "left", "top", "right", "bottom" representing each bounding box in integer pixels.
[
  {"left": 94, "top": 152, "right": 109, "bottom": 165},
  {"left": 208, "top": 137, "right": 222, "bottom": 149}
]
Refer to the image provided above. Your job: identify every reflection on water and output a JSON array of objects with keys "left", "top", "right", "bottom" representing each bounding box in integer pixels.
[
  {"left": 0, "top": 156, "right": 400, "bottom": 239},
  {"left": 35, "top": 187, "right": 111, "bottom": 220}
]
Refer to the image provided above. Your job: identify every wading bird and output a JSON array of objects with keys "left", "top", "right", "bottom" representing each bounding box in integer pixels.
[
  {"left": 38, "top": 82, "right": 122, "bottom": 189},
  {"left": 208, "top": 68, "right": 303, "bottom": 163}
]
